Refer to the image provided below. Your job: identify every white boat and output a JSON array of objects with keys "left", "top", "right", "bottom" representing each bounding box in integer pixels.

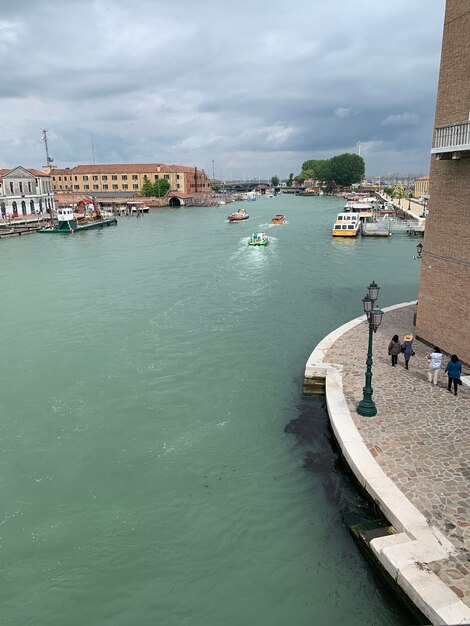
[
  {"left": 331, "top": 212, "right": 361, "bottom": 237},
  {"left": 248, "top": 232, "right": 269, "bottom": 246}
]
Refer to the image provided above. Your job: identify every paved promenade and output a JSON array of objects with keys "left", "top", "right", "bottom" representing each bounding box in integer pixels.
[{"left": 325, "top": 303, "right": 470, "bottom": 611}]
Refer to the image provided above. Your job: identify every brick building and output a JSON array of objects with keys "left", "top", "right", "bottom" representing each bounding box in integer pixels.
[
  {"left": 49, "top": 163, "right": 211, "bottom": 196},
  {"left": 416, "top": 0, "right": 470, "bottom": 364}
]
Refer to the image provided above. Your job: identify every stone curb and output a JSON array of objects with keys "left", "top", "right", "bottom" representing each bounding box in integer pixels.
[{"left": 304, "top": 300, "right": 470, "bottom": 626}]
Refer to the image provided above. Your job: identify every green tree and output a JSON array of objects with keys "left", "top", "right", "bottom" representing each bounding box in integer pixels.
[
  {"left": 153, "top": 178, "right": 170, "bottom": 197},
  {"left": 326, "top": 153, "right": 364, "bottom": 187},
  {"left": 141, "top": 176, "right": 154, "bottom": 197},
  {"left": 286, "top": 173, "right": 294, "bottom": 187},
  {"left": 270, "top": 175, "right": 279, "bottom": 187},
  {"left": 211, "top": 183, "right": 221, "bottom": 192}
]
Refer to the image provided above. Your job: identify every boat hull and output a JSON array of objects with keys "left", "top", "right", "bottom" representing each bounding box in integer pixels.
[
  {"left": 228, "top": 215, "right": 249, "bottom": 221},
  {"left": 331, "top": 229, "right": 359, "bottom": 237},
  {"left": 39, "top": 217, "right": 118, "bottom": 233},
  {"left": 248, "top": 240, "right": 268, "bottom": 246}
]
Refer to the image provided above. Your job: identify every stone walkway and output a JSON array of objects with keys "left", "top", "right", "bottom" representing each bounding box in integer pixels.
[{"left": 325, "top": 303, "right": 470, "bottom": 606}]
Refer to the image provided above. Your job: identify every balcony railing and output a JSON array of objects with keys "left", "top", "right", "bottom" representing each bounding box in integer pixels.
[{"left": 431, "top": 120, "right": 470, "bottom": 158}]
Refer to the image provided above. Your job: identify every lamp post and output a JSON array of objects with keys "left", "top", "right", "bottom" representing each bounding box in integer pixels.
[
  {"left": 357, "top": 281, "right": 384, "bottom": 417},
  {"left": 416, "top": 242, "right": 423, "bottom": 258}
]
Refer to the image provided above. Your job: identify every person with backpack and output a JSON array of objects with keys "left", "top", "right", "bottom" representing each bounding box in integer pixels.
[{"left": 445, "top": 354, "right": 462, "bottom": 396}]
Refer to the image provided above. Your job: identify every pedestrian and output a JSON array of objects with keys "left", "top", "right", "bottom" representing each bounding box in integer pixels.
[
  {"left": 388, "top": 334, "right": 401, "bottom": 367},
  {"left": 445, "top": 354, "right": 462, "bottom": 396},
  {"left": 426, "top": 346, "right": 443, "bottom": 385},
  {"left": 401, "top": 334, "right": 415, "bottom": 370}
]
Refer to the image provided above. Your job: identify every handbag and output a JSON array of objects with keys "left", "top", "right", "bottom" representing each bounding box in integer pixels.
[
  {"left": 457, "top": 378, "right": 463, "bottom": 386},
  {"left": 411, "top": 351, "right": 416, "bottom": 356}
]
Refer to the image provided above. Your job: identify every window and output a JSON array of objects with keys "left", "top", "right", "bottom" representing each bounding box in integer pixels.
[
  {"left": 28, "top": 182, "right": 32, "bottom": 193},
  {"left": 113, "top": 184, "right": 118, "bottom": 190},
  {"left": 74, "top": 185, "right": 79, "bottom": 190},
  {"left": 154, "top": 175, "right": 159, "bottom": 180},
  {"left": 93, "top": 175, "right": 98, "bottom": 181},
  {"left": 19, "top": 182, "right": 23, "bottom": 193},
  {"left": 132, "top": 175, "right": 138, "bottom": 180},
  {"left": 122, "top": 175, "right": 127, "bottom": 180},
  {"left": 83, "top": 175, "right": 89, "bottom": 181},
  {"left": 348, "top": 225, "right": 355, "bottom": 229},
  {"left": 123, "top": 184, "right": 128, "bottom": 190},
  {"left": 102, "top": 175, "right": 107, "bottom": 181},
  {"left": 74, "top": 176, "right": 78, "bottom": 181},
  {"left": 176, "top": 174, "right": 180, "bottom": 180},
  {"left": 10, "top": 182, "right": 14, "bottom": 193},
  {"left": 21, "top": 200, "right": 26, "bottom": 215},
  {"left": 133, "top": 184, "right": 138, "bottom": 190},
  {"left": 84, "top": 185, "right": 90, "bottom": 190},
  {"left": 59, "top": 176, "right": 62, "bottom": 181},
  {"left": 164, "top": 175, "right": 169, "bottom": 180},
  {"left": 30, "top": 200, "right": 35, "bottom": 213},
  {"left": 103, "top": 184, "right": 108, "bottom": 190},
  {"left": 59, "top": 185, "right": 63, "bottom": 190},
  {"left": 177, "top": 183, "right": 180, "bottom": 189},
  {"left": 112, "top": 175, "right": 117, "bottom": 181},
  {"left": 93, "top": 185, "right": 99, "bottom": 190}
]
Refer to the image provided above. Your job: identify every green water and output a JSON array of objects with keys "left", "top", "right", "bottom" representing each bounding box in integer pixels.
[{"left": 0, "top": 196, "right": 420, "bottom": 625}]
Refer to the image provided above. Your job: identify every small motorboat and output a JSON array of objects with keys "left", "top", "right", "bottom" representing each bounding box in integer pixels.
[
  {"left": 228, "top": 208, "right": 249, "bottom": 221},
  {"left": 271, "top": 214, "right": 285, "bottom": 224},
  {"left": 248, "top": 232, "right": 269, "bottom": 246}
]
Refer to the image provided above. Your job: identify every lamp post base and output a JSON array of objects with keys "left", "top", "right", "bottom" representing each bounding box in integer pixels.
[{"left": 356, "top": 399, "right": 377, "bottom": 417}]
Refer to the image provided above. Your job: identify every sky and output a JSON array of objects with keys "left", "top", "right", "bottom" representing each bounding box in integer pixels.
[{"left": 0, "top": 0, "right": 446, "bottom": 179}]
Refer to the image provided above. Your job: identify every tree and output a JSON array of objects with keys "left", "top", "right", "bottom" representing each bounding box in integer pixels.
[
  {"left": 141, "top": 176, "right": 153, "bottom": 197},
  {"left": 286, "top": 173, "right": 294, "bottom": 187},
  {"left": 326, "top": 153, "right": 364, "bottom": 187},
  {"left": 211, "top": 183, "right": 221, "bottom": 192},
  {"left": 295, "top": 153, "right": 365, "bottom": 188},
  {"left": 153, "top": 178, "right": 170, "bottom": 197},
  {"left": 270, "top": 175, "right": 279, "bottom": 187}
]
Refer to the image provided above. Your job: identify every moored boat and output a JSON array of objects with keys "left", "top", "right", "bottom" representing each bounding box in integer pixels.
[
  {"left": 248, "top": 232, "right": 269, "bottom": 246},
  {"left": 271, "top": 214, "right": 285, "bottom": 224},
  {"left": 228, "top": 208, "right": 249, "bottom": 221},
  {"left": 331, "top": 212, "right": 361, "bottom": 237},
  {"left": 39, "top": 206, "right": 117, "bottom": 233}
]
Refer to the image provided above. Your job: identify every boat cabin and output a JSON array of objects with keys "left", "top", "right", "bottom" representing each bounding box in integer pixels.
[{"left": 332, "top": 212, "right": 361, "bottom": 237}]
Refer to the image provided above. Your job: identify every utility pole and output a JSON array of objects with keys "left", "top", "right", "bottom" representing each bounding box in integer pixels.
[
  {"left": 41, "top": 129, "right": 54, "bottom": 227},
  {"left": 212, "top": 159, "right": 215, "bottom": 180},
  {"left": 357, "top": 141, "right": 362, "bottom": 157}
]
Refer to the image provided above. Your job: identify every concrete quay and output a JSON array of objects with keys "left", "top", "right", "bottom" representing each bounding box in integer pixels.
[{"left": 304, "top": 302, "right": 470, "bottom": 625}]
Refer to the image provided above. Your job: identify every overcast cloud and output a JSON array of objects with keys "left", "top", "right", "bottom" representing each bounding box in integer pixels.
[{"left": 0, "top": 0, "right": 445, "bottom": 178}]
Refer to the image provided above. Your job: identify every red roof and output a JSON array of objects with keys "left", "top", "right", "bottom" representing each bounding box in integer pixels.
[{"left": 51, "top": 163, "right": 178, "bottom": 175}]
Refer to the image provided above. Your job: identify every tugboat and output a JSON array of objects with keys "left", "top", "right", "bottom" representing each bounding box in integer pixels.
[
  {"left": 248, "top": 232, "right": 269, "bottom": 246},
  {"left": 39, "top": 202, "right": 117, "bottom": 233},
  {"left": 228, "top": 208, "right": 249, "bottom": 221},
  {"left": 271, "top": 214, "right": 285, "bottom": 224}
]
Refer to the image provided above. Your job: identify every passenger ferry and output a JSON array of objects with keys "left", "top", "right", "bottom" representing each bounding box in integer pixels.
[{"left": 331, "top": 212, "right": 361, "bottom": 237}]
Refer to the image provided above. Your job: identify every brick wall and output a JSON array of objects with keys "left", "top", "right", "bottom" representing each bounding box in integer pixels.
[{"left": 416, "top": 0, "right": 470, "bottom": 364}]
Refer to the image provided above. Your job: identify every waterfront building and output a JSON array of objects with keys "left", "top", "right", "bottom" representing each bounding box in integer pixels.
[
  {"left": 0, "top": 166, "right": 54, "bottom": 217},
  {"left": 413, "top": 175, "right": 429, "bottom": 198},
  {"left": 416, "top": 0, "right": 470, "bottom": 364},
  {"left": 49, "top": 163, "right": 211, "bottom": 196}
]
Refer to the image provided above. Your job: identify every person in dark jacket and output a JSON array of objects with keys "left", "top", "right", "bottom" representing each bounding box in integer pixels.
[
  {"left": 401, "top": 334, "right": 415, "bottom": 369},
  {"left": 388, "top": 335, "right": 401, "bottom": 367},
  {"left": 445, "top": 354, "right": 462, "bottom": 396}
]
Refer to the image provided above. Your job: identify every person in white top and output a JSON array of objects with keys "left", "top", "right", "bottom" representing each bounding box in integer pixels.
[{"left": 426, "top": 347, "right": 443, "bottom": 385}]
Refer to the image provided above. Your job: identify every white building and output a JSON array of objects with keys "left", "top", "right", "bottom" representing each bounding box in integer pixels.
[{"left": 0, "top": 166, "right": 54, "bottom": 217}]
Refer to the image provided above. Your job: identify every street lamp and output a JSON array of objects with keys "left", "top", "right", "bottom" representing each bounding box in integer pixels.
[
  {"left": 416, "top": 242, "right": 423, "bottom": 258},
  {"left": 357, "top": 281, "right": 384, "bottom": 417}
]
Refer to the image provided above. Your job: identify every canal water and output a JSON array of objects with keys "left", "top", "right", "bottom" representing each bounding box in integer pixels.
[{"left": 0, "top": 196, "right": 420, "bottom": 625}]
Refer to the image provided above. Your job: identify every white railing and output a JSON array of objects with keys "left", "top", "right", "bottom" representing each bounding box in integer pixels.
[{"left": 432, "top": 120, "right": 470, "bottom": 153}]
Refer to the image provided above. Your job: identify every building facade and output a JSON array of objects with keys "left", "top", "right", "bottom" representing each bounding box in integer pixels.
[
  {"left": 49, "top": 163, "right": 211, "bottom": 196},
  {"left": 413, "top": 175, "right": 429, "bottom": 198},
  {"left": 416, "top": 0, "right": 470, "bottom": 364},
  {"left": 0, "top": 166, "right": 54, "bottom": 217}
]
